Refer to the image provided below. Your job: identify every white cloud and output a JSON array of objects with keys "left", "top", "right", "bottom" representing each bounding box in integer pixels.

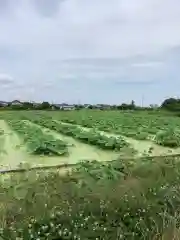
[
  {"left": 0, "top": 73, "right": 14, "bottom": 85},
  {"left": 0, "top": 0, "right": 180, "bottom": 57},
  {"left": 131, "top": 62, "right": 163, "bottom": 68},
  {"left": 0, "top": 0, "right": 180, "bottom": 103}
]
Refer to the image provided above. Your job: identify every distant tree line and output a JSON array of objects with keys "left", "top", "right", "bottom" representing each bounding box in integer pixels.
[
  {"left": 0, "top": 100, "right": 142, "bottom": 111},
  {"left": 0, "top": 101, "right": 155, "bottom": 111},
  {"left": 1, "top": 97, "right": 180, "bottom": 112},
  {"left": 78, "top": 98, "right": 180, "bottom": 112},
  {"left": 0, "top": 101, "right": 52, "bottom": 110}
]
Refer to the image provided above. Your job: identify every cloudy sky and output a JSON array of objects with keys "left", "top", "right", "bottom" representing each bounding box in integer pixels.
[{"left": 0, "top": 0, "right": 180, "bottom": 105}]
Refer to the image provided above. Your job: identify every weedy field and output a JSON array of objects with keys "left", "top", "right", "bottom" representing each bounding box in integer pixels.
[{"left": 1, "top": 110, "right": 180, "bottom": 239}]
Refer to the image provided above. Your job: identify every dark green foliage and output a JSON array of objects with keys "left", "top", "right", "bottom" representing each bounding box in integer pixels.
[
  {"left": 28, "top": 118, "right": 136, "bottom": 152},
  {"left": 39, "top": 102, "right": 51, "bottom": 110},
  {"left": 7, "top": 120, "right": 68, "bottom": 156},
  {"left": 161, "top": 97, "right": 180, "bottom": 111},
  {"left": 155, "top": 130, "right": 180, "bottom": 148}
]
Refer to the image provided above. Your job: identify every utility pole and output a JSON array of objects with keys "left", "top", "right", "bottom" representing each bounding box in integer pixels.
[{"left": 141, "top": 95, "right": 144, "bottom": 108}]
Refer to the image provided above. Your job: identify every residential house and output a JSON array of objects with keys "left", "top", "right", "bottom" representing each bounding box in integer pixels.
[
  {"left": 94, "top": 104, "right": 111, "bottom": 110},
  {"left": 52, "top": 103, "right": 75, "bottom": 110},
  {"left": 11, "top": 100, "right": 23, "bottom": 106},
  {"left": 61, "top": 105, "right": 75, "bottom": 110}
]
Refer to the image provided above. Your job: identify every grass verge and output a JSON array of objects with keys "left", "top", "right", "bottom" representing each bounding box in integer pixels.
[{"left": 1, "top": 156, "right": 180, "bottom": 239}]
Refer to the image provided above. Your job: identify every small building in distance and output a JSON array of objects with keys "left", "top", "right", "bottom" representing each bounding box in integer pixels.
[
  {"left": 94, "top": 104, "right": 111, "bottom": 110},
  {"left": 32, "top": 102, "right": 41, "bottom": 109},
  {"left": 11, "top": 100, "right": 23, "bottom": 106},
  {"left": 52, "top": 103, "right": 75, "bottom": 110},
  {"left": 61, "top": 105, "right": 75, "bottom": 110}
]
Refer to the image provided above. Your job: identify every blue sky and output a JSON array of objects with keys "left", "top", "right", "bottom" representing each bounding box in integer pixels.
[{"left": 0, "top": 0, "right": 180, "bottom": 105}]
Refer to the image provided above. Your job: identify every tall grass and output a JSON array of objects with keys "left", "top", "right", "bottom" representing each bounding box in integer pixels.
[{"left": 1, "top": 156, "right": 180, "bottom": 239}]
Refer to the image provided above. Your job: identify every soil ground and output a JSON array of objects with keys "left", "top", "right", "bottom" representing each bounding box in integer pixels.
[{"left": 0, "top": 120, "right": 29, "bottom": 171}]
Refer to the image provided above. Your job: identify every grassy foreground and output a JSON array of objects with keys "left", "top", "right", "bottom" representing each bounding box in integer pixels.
[{"left": 1, "top": 157, "right": 180, "bottom": 239}]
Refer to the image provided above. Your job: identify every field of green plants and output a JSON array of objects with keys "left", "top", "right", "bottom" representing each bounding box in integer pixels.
[
  {"left": 1, "top": 110, "right": 180, "bottom": 239},
  {"left": 35, "top": 110, "right": 180, "bottom": 148},
  {"left": 7, "top": 119, "right": 69, "bottom": 156},
  {"left": 1, "top": 110, "right": 180, "bottom": 167},
  {"left": 28, "top": 117, "right": 137, "bottom": 152}
]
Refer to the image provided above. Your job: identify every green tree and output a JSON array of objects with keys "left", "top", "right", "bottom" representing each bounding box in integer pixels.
[
  {"left": 40, "top": 102, "right": 51, "bottom": 110},
  {"left": 22, "top": 102, "right": 33, "bottom": 110},
  {"left": 161, "top": 98, "right": 180, "bottom": 111}
]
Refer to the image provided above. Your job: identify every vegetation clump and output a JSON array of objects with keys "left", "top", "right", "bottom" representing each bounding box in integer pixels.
[
  {"left": 7, "top": 120, "right": 68, "bottom": 156},
  {"left": 1, "top": 157, "right": 180, "bottom": 239},
  {"left": 155, "top": 129, "right": 180, "bottom": 148},
  {"left": 28, "top": 118, "right": 135, "bottom": 152}
]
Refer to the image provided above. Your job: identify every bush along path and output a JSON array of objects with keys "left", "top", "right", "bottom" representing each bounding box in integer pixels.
[{"left": 6, "top": 120, "right": 69, "bottom": 156}]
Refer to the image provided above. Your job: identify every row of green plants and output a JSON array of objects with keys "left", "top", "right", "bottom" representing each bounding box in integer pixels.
[
  {"left": 12, "top": 111, "right": 180, "bottom": 148},
  {"left": 1, "top": 156, "right": 180, "bottom": 239},
  {"left": 7, "top": 120, "right": 69, "bottom": 156},
  {"left": 60, "top": 116, "right": 176, "bottom": 142},
  {"left": 39, "top": 111, "right": 180, "bottom": 148},
  {"left": 154, "top": 128, "right": 180, "bottom": 148},
  {"left": 28, "top": 117, "right": 136, "bottom": 152},
  {"left": 48, "top": 111, "right": 173, "bottom": 135}
]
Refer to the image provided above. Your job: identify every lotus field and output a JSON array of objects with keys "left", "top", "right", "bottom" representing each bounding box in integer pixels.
[
  {"left": 0, "top": 110, "right": 180, "bottom": 170},
  {"left": 1, "top": 110, "right": 180, "bottom": 239},
  {"left": 7, "top": 119, "right": 69, "bottom": 156},
  {"left": 42, "top": 110, "right": 180, "bottom": 147}
]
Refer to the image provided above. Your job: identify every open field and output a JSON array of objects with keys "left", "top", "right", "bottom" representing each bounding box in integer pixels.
[
  {"left": 1, "top": 110, "right": 180, "bottom": 239},
  {"left": 22, "top": 110, "right": 180, "bottom": 152},
  {"left": 1, "top": 110, "right": 180, "bottom": 171},
  {"left": 1, "top": 111, "right": 126, "bottom": 171},
  {"left": 37, "top": 110, "right": 180, "bottom": 146}
]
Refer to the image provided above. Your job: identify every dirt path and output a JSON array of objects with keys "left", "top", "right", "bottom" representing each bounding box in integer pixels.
[
  {"left": 57, "top": 121, "right": 180, "bottom": 157},
  {"left": 0, "top": 120, "right": 71, "bottom": 172},
  {"left": 26, "top": 120, "right": 120, "bottom": 164},
  {"left": 0, "top": 120, "right": 30, "bottom": 171}
]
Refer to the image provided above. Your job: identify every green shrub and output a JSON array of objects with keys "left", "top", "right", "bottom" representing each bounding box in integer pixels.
[{"left": 155, "top": 130, "right": 180, "bottom": 148}]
